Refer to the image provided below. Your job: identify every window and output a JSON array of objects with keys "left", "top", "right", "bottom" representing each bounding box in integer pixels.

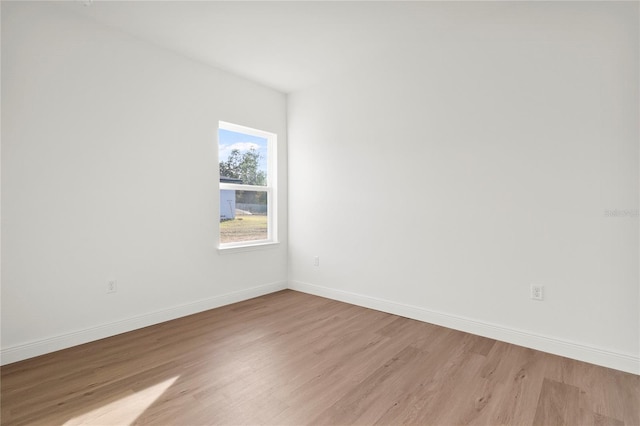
[{"left": 218, "top": 121, "right": 277, "bottom": 248}]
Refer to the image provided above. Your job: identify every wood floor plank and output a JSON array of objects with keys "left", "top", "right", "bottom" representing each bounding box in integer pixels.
[
  {"left": 372, "top": 330, "right": 475, "bottom": 425},
  {"left": 1, "top": 290, "right": 638, "bottom": 426},
  {"left": 311, "top": 345, "right": 427, "bottom": 425},
  {"left": 592, "top": 412, "right": 625, "bottom": 426},
  {"left": 483, "top": 346, "right": 546, "bottom": 425},
  {"left": 533, "top": 378, "right": 581, "bottom": 425}
]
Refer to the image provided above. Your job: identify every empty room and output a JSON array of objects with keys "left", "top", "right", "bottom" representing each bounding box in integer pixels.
[{"left": 1, "top": 1, "right": 638, "bottom": 425}]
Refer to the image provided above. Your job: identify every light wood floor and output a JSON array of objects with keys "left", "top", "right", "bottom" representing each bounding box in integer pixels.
[{"left": 1, "top": 290, "right": 638, "bottom": 425}]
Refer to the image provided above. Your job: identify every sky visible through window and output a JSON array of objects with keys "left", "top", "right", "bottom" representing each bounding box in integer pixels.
[{"left": 219, "top": 128, "right": 268, "bottom": 176}]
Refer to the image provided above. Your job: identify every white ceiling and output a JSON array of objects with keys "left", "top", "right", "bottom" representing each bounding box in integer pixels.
[
  {"left": 55, "top": 1, "right": 476, "bottom": 93},
  {"left": 55, "top": 1, "right": 593, "bottom": 94}
]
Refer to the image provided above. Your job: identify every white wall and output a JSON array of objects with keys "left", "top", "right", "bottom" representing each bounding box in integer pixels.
[
  {"left": 288, "top": 2, "right": 639, "bottom": 373},
  {"left": 1, "top": 2, "right": 288, "bottom": 363}
]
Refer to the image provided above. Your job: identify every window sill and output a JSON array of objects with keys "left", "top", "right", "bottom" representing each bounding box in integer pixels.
[{"left": 217, "top": 241, "right": 280, "bottom": 254}]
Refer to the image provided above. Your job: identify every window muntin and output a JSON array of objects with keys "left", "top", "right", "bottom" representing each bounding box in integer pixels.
[{"left": 218, "top": 122, "right": 276, "bottom": 248}]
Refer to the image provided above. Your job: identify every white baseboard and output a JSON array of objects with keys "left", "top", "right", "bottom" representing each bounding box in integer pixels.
[
  {"left": 1, "top": 281, "right": 287, "bottom": 366},
  {"left": 4, "top": 279, "right": 637, "bottom": 375},
  {"left": 288, "top": 280, "right": 639, "bottom": 375}
]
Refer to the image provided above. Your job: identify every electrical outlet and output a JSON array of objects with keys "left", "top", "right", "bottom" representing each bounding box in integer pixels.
[
  {"left": 107, "top": 279, "right": 117, "bottom": 294},
  {"left": 531, "top": 285, "right": 544, "bottom": 301},
  {"left": 313, "top": 256, "right": 320, "bottom": 267}
]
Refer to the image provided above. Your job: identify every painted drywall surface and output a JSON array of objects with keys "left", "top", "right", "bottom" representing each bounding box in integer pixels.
[
  {"left": 1, "top": 2, "right": 287, "bottom": 357},
  {"left": 288, "top": 3, "right": 639, "bottom": 360}
]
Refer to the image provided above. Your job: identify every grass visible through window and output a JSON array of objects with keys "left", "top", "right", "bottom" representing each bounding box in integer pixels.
[{"left": 220, "top": 214, "right": 267, "bottom": 243}]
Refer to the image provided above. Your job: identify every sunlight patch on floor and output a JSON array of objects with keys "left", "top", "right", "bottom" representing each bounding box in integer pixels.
[{"left": 63, "top": 376, "right": 179, "bottom": 426}]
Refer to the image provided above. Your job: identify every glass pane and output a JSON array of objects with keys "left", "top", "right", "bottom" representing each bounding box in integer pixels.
[
  {"left": 220, "top": 190, "right": 268, "bottom": 244},
  {"left": 219, "top": 128, "right": 268, "bottom": 186}
]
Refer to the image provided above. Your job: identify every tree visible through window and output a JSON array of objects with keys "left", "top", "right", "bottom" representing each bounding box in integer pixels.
[
  {"left": 218, "top": 122, "right": 276, "bottom": 247},
  {"left": 219, "top": 148, "right": 266, "bottom": 186}
]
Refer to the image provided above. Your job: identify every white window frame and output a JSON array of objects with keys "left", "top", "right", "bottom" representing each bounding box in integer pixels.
[{"left": 218, "top": 121, "right": 277, "bottom": 250}]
